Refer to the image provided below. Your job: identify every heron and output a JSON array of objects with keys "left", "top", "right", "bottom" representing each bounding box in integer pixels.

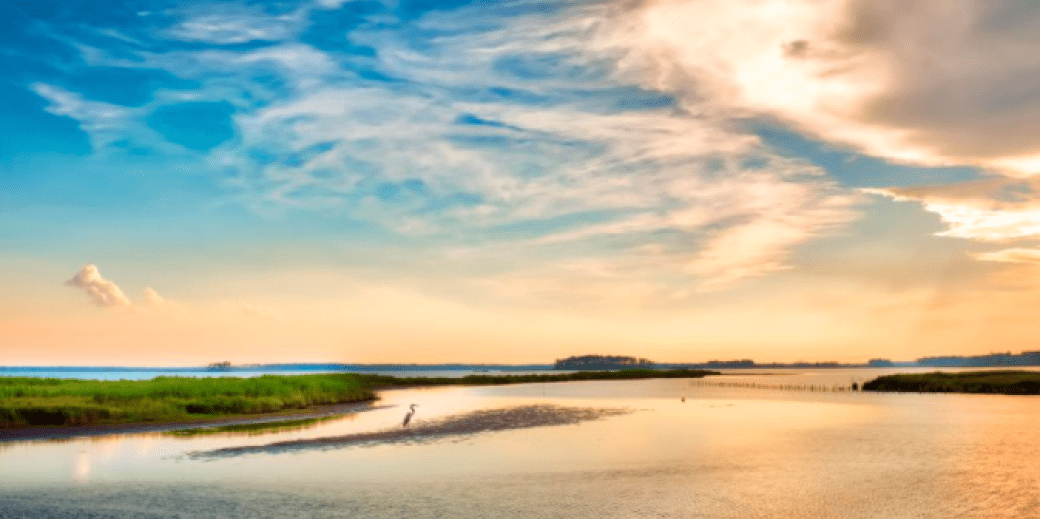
[{"left": 402, "top": 404, "right": 418, "bottom": 427}]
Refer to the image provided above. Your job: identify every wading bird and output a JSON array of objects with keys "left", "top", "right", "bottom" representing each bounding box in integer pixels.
[{"left": 402, "top": 404, "right": 418, "bottom": 427}]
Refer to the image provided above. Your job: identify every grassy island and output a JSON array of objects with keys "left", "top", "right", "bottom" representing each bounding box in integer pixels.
[
  {"left": 862, "top": 371, "right": 1040, "bottom": 394},
  {"left": 0, "top": 369, "right": 716, "bottom": 428}
]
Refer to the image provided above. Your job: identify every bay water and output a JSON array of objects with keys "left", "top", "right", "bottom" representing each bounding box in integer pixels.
[{"left": 1, "top": 368, "right": 1038, "bottom": 518}]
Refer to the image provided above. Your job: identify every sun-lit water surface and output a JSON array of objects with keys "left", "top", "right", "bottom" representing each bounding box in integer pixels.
[{"left": 2, "top": 369, "right": 1040, "bottom": 518}]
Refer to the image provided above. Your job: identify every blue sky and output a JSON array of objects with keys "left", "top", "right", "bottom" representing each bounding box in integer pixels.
[{"left": 4, "top": 0, "right": 1040, "bottom": 364}]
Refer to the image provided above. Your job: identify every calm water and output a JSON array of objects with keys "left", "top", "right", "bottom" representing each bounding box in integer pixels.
[{"left": 2, "top": 368, "right": 1040, "bottom": 518}]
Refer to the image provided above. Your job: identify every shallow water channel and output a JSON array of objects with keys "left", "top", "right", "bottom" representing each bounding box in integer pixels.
[{"left": 2, "top": 369, "right": 1040, "bottom": 518}]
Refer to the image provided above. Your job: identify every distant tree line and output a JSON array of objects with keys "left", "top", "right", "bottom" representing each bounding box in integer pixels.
[
  {"left": 916, "top": 351, "right": 1040, "bottom": 367},
  {"left": 554, "top": 355, "right": 655, "bottom": 370}
]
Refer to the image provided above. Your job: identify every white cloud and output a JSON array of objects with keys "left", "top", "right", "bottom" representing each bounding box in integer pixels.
[
  {"left": 924, "top": 204, "right": 1040, "bottom": 242},
  {"left": 64, "top": 264, "right": 169, "bottom": 308},
  {"left": 867, "top": 182, "right": 1040, "bottom": 242},
  {"left": 165, "top": 5, "right": 302, "bottom": 45},
  {"left": 65, "top": 264, "right": 132, "bottom": 307},
  {"left": 613, "top": 0, "right": 1040, "bottom": 176},
  {"left": 313, "top": 0, "right": 363, "bottom": 9},
  {"left": 28, "top": 83, "right": 198, "bottom": 158},
  {"left": 30, "top": 83, "right": 132, "bottom": 151}
]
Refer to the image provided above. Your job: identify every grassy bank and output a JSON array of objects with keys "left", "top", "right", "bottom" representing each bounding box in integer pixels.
[
  {"left": 0, "top": 374, "right": 373, "bottom": 427},
  {"left": 862, "top": 371, "right": 1040, "bottom": 394},
  {"left": 0, "top": 369, "right": 716, "bottom": 428}
]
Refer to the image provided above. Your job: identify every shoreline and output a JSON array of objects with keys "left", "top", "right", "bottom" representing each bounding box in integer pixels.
[{"left": 0, "top": 400, "right": 382, "bottom": 442}]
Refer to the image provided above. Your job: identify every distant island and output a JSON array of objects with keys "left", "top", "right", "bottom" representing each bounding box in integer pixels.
[
  {"left": 915, "top": 351, "right": 1040, "bottom": 367},
  {"left": 662, "top": 350, "right": 1040, "bottom": 370},
  {"left": 554, "top": 355, "right": 654, "bottom": 370}
]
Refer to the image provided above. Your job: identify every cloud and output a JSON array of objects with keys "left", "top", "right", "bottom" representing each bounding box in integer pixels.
[
  {"left": 28, "top": 83, "right": 204, "bottom": 158},
  {"left": 614, "top": 0, "right": 1040, "bottom": 176},
  {"left": 974, "top": 249, "right": 1040, "bottom": 264},
  {"left": 38, "top": 0, "right": 863, "bottom": 294},
  {"left": 30, "top": 83, "right": 132, "bottom": 151},
  {"left": 313, "top": 0, "right": 364, "bottom": 9},
  {"left": 65, "top": 264, "right": 168, "bottom": 308},
  {"left": 65, "top": 264, "right": 132, "bottom": 307},
  {"left": 211, "top": 1, "right": 858, "bottom": 290},
  {"left": 168, "top": 17, "right": 289, "bottom": 44},
  {"left": 164, "top": 4, "right": 302, "bottom": 44},
  {"left": 142, "top": 287, "right": 169, "bottom": 307},
  {"left": 867, "top": 180, "right": 1040, "bottom": 242}
]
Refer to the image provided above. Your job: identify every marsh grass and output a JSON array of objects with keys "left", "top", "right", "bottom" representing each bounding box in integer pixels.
[
  {"left": 0, "top": 369, "right": 716, "bottom": 427},
  {"left": 862, "top": 371, "right": 1040, "bottom": 394},
  {"left": 0, "top": 374, "right": 372, "bottom": 427}
]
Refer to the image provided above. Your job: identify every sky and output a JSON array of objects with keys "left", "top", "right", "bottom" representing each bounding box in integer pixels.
[{"left": 4, "top": 0, "right": 1040, "bottom": 366}]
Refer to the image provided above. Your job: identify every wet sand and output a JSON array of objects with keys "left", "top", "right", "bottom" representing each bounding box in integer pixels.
[
  {"left": 0, "top": 401, "right": 383, "bottom": 442},
  {"left": 192, "top": 404, "right": 633, "bottom": 458}
]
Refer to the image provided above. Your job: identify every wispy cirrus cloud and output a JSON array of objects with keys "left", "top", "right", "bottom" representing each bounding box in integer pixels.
[
  {"left": 166, "top": 11, "right": 299, "bottom": 45},
  {"left": 30, "top": 83, "right": 133, "bottom": 151},
  {"left": 221, "top": 0, "right": 858, "bottom": 291},
  {"left": 30, "top": 0, "right": 863, "bottom": 294}
]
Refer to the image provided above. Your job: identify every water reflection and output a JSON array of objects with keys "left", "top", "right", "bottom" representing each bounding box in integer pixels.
[{"left": 163, "top": 414, "right": 358, "bottom": 439}]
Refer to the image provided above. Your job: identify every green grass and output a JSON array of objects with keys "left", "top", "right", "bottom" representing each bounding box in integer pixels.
[
  {"left": 862, "top": 371, "right": 1040, "bottom": 394},
  {"left": 0, "top": 374, "right": 373, "bottom": 427},
  {"left": 163, "top": 416, "right": 341, "bottom": 437},
  {"left": 0, "top": 369, "right": 716, "bottom": 428}
]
